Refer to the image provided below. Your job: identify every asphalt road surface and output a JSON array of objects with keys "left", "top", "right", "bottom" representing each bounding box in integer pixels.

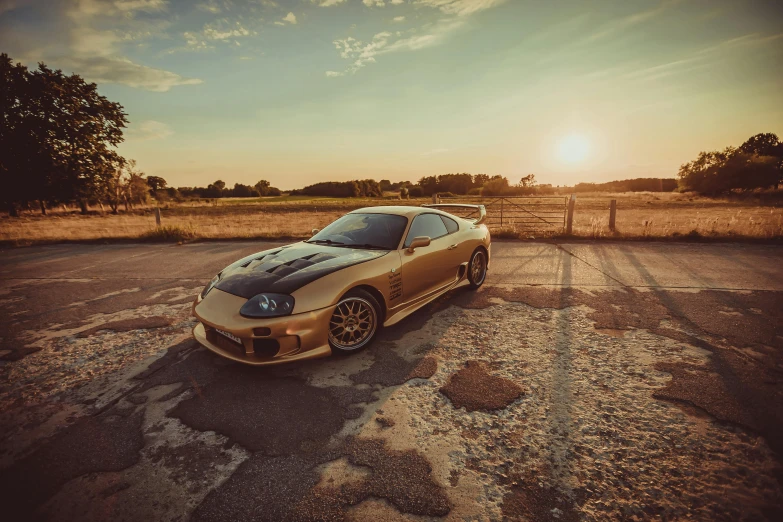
[{"left": 0, "top": 240, "right": 781, "bottom": 521}]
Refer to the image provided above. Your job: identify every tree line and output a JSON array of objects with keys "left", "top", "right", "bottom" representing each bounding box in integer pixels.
[
  {"left": 575, "top": 178, "right": 677, "bottom": 193},
  {"left": 159, "top": 179, "right": 282, "bottom": 201},
  {"left": 1, "top": 53, "right": 144, "bottom": 216},
  {"left": 677, "top": 133, "right": 782, "bottom": 195}
]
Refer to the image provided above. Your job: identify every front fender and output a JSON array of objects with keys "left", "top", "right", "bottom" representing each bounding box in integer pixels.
[{"left": 290, "top": 252, "right": 402, "bottom": 314}]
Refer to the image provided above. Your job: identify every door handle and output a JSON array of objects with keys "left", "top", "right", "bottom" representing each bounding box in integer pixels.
[{"left": 447, "top": 244, "right": 458, "bottom": 250}]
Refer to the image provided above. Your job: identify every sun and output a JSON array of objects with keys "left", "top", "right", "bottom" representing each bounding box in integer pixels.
[{"left": 557, "top": 134, "right": 590, "bottom": 164}]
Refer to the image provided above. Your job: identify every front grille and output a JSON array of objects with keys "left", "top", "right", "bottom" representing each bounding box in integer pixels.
[
  {"left": 253, "top": 327, "right": 272, "bottom": 337},
  {"left": 253, "top": 338, "right": 280, "bottom": 358}
]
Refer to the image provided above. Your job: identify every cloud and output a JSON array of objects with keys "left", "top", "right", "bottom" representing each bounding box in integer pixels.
[
  {"left": 61, "top": 55, "right": 203, "bottom": 91},
  {"left": 196, "top": 0, "right": 224, "bottom": 13},
  {"left": 311, "top": 0, "right": 347, "bottom": 6},
  {"left": 282, "top": 12, "right": 297, "bottom": 24},
  {"left": 363, "top": 0, "right": 385, "bottom": 6},
  {"left": 582, "top": 1, "right": 674, "bottom": 44},
  {"left": 0, "top": 0, "right": 203, "bottom": 91},
  {"left": 415, "top": 0, "right": 507, "bottom": 17},
  {"left": 127, "top": 120, "right": 174, "bottom": 141},
  {"left": 325, "top": 70, "right": 344, "bottom": 77},
  {"left": 329, "top": 17, "right": 466, "bottom": 74},
  {"left": 202, "top": 19, "right": 253, "bottom": 40},
  {"left": 326, "top": 1, "right": 503, "bottom": 75},
  {"left": 113, "top": 0, "right": 167, "bottom": 12}
]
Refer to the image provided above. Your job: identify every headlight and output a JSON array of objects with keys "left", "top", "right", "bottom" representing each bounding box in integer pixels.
[
  {"left": 201, "top": 274, "right": 220, "bottom": 298},
  {"left": 240, "top": 293, "right": 295, "bottom": 318}
]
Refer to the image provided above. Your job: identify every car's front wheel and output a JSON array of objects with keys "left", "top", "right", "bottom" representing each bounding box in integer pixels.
[
  {"left": 468, "top": 248, "right": 487, "bottom": 289},
  {"left": 328, "top": 288, "right": 380, "bottom": 354}
]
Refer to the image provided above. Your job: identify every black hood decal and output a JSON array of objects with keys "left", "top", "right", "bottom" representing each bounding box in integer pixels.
[{"left": 214, "top": 242, "right": 387, "bottom": 299}]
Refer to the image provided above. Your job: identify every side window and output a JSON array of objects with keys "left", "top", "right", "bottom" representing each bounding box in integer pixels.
[
  {"left": 441, "top": 215, "right": 459, "bottom": 234},
  {"left": 404, "top": 214, "right": 448, "bottom": 247}
]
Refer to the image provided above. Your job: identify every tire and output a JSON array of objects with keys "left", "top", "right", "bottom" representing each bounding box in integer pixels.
[
  {"left": 467, "top": 248, "right": 487, "bottom": 289},
  {"left": 328, "top": 288, "right": 381, "bottom": 354}
]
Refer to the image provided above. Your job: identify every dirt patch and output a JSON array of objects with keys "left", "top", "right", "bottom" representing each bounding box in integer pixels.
[
  {"left": 375, "top": 416, "right": 395, "bottom": 428},
  {"left": 440, "top": 360, "right": 524, "bottom": 412},
  {"left": 0, "top": 410, "right": 144, "bottom": 519},
  {"left": 191, "top": 452, "right": 339, "bottom": 522},
  {"left": 287, "top": 437, "right": 451, "bottom": 520},
  {"left": 76, "top": 316, "right": 173, "bottom": 337},
  {"left": 407, "top": 356, "right": 437, "bottom": 380},
  {"left": 501, "top": 482, "right": 581, "bottom": 522}
]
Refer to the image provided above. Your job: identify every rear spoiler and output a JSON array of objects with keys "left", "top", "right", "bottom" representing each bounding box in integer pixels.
[{"left": 422, "top": 204, "right": 487, "bottom": 225}]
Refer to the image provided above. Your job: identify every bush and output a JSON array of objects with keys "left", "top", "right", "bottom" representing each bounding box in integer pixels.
[
  {"left": 467, "top": 187, "right": 482, "bottom": 195},
  {"left": 407, "top": 186, "right": 424, "bottom": 198},
  {"left": 140, "top": 225, "right": 197, "bottom": 242},
  {"left": 482, "top": 177, "right": 510, "bottom": 196},
  {"left": 291, "top": 179, "right": 382, "bottom": 197}
]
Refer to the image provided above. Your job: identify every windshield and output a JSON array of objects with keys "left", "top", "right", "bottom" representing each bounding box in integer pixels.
[{"left": 308, "top": 213, "right": 408, "bottom": 250}]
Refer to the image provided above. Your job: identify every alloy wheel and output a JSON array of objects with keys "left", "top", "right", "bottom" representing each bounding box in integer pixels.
[{"left": 328, "top": 297, "right": 377, "bottom": 351}]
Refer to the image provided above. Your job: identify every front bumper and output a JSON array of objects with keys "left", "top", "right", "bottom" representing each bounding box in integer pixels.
[{"left": 192, "top": 288, "right": 334, "bottom": 366}]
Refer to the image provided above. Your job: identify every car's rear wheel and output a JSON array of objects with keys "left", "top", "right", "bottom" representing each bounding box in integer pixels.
[
  {"left": 468, "top": 248, "right": 487, "bottom": 289},
  {"left": 328, "top": 289, "right": 380, "bottom": 354}
]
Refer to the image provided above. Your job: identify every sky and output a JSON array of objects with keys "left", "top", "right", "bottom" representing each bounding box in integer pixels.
[{"left": 1, "top": 0, "right": 782, "bottom": 190}]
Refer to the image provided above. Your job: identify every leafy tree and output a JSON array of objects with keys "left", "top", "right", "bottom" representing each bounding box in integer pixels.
[
  {"left": 739, "top": 133, "right": 783, "bottom": 162},
  {"left": 678, "top": 136, "right": 782, "bottom": 194},
  {"left": 231, "top": 183, "right": 258, "bottom": 197},
  {"left": 481, "top": 176, "right": 510, "bottom": 196},
  {"left": 1, "top": 53, "right": 130, "bottom": 215},
  {"left": 254, "top": 179, "right": 282, "bottom": 196},
  {"left": 147, "top": 176, "right": 168, "bottom": 195}
]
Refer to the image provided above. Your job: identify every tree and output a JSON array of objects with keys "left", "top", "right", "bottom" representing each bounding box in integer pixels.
[
  {"left": 147, "top": 176, "right": 168, "bottom": 196},
  {"left": 231, "top": 183, "right": 258, "bottom": 197},
  {"left": 517, "top": 174, "right": 536, "bottom": 187},
  {"left": 254, "top": 179, "right": 281, "bottom": 196},
  {"left": 678, "top": 136, "right": 782, "bottom": 195},
  {"left": 739, "top": 133, "right": 783, "bottom": 159},
  {"left": 481, "top": 176, "right": 510, "bottom": 196},
  {"left": 1, "top": 54, "right": 130, "bottom": 215}
]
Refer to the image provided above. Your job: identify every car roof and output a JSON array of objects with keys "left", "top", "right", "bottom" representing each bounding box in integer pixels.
[{"left": 349, "top": 206, "right": 446, "bottom": 219}]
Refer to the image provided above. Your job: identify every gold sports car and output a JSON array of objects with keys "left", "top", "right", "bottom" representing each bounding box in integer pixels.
[{"left": 192, "top": 204, "right": 490, "bottom": 365}]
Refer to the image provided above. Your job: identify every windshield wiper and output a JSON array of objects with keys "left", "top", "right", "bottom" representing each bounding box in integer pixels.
[
  {"left": 345, "top": 243, "right": 390, "bottom": 250},
  {"left": 306, "top": 239, "right": 345, "bottom": 245}
]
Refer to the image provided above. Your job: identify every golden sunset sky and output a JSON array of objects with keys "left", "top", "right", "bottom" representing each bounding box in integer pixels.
[{"left": 2, "top": 0, "right": 781, "bottom": 189}]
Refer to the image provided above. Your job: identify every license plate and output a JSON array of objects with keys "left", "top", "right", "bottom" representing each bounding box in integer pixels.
[{"left": 215, "top": 328, "right": 242, "bottom": 345}]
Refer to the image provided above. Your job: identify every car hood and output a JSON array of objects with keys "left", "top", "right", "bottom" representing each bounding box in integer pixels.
[{"left": 213, "top": 242, "right": 388, "bottom": 299}]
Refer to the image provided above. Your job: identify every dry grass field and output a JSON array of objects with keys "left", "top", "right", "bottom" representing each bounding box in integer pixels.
[{"left": 1, "top": 192, "right": 781, "bottom": 244}]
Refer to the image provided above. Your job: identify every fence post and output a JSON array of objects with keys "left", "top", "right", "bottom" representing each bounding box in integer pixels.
[
  {"left": 155, "top": 207, "right": 162, "bottom": 227},
  {"left": 432, "top": 193, "right": 438, "bottom": 204},
  {"left": 566, "top": 194, "right": 576, "bottom": 234},
  {"left": 609, "top": 199, "right": 617, "bottom": 231},
  {"left": 500, "top": 198, "right": 504, "bottom": 227}
]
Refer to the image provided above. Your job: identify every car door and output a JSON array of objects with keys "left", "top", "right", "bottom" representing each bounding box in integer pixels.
[{"left": 400, "top": 213, "right": 460, "bottom": 303}]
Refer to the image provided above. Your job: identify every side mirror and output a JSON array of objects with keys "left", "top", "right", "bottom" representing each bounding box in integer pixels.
[
  {"left": 407, "top": 236, "right": 431, "bottom": 253},
  {"left": 311, "top": 228, "right": 320, "bottom": 236}
]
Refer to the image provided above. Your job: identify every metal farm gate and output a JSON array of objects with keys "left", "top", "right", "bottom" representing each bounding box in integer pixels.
[{"left": 436, "top": 195, "right": 571, "bottom": 233}]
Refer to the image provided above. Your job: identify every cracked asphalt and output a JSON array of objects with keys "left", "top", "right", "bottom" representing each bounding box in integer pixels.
[{"left": 0, "top": 240, "right": 781, "bottom": 521}]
